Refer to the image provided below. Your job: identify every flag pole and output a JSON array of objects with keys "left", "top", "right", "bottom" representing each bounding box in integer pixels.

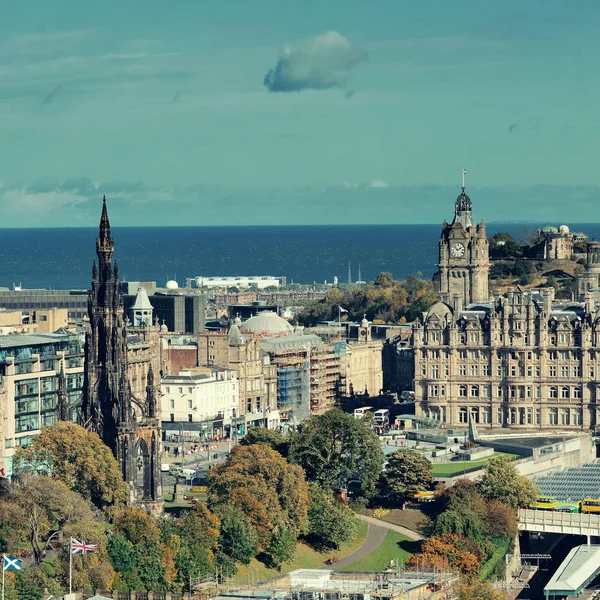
[
  {"left": 2, "top": 554, "right": 5, "bottom": 600},
  {"left": 69, "top": 539, "right": 72, "bottom": 596}
]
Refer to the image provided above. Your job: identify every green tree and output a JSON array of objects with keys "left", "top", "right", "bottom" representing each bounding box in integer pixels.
[
  {"left": 240, "top": 428, "right": 289, "bottom": 457},
  {"left": 374, "top": 272, "right": 394, "bottom": 287},
  {"left": 307, "top": 484, "right": 358, "bottom": 550},
  {"left": 217, "top": 505, "right": 257, "bottom": 565},
  {"left": 458, "top": 579, "right": 506, "bottom": 600},
  {"left": 289, "top": 409, "right": 383, "bottom": 498},
  {"left": 384, "top": 450, "right": 432, "bottom": 503},
  {"left": 477, "top": 456, "right": 538, "bottom": 510},
  {"left": 14, "top": 422, "right": 127, "bottom": 509},
  {"left": 107, "top": 534, "right": 139, "bottom": 576},
  {"left": 266, "top": 526, "right": 296, "bottom": 569},
  {"left": 489, "top": 232, "right": 522, "bottom": 258}
]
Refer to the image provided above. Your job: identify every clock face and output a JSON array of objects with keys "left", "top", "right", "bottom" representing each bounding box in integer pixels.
[{"left": 451, "top": 243, "right": 465, "bottom": 258}]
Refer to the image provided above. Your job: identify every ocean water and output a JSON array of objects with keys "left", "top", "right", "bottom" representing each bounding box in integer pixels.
[{"left": 0, "top": 223, "right": 599, "bottom": 290}]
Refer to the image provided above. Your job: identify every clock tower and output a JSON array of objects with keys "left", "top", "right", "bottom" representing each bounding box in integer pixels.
[{"left": 433, "top": 172, "right": 489, "bottom": 306}]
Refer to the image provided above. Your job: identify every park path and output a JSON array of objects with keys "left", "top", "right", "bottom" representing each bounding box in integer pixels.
[
  {"left": 355, "top": 514, "right": 425, "bottom": 541},
  {"left": 324, "top": 523, "right": 388, "bottom": 570}
]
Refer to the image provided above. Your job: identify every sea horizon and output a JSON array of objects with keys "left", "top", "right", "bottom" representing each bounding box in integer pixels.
[{"left": 1, "top": 222, "right": 597, "bottom": 291}]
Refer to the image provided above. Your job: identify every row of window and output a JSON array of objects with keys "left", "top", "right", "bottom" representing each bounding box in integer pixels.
[
  {"left": 456, "top": 406, "right": 582, "bottom": 426},
  {"left": 165, "top": 383, "right": 238, "bottom": 394},
  {"left": 423, "top": 332, "right": 580, "bottom": 346},
  {"left": 428, "top": 384, "right": 584, "bottom": 400},
  {"left": 423, "top": 363, "right": 592, "bottom": 379},
  {"left": 422, "top": 349, "right": 592, "bottom": 362}
]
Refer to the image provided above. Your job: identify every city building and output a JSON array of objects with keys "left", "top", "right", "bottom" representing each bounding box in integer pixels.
[
  {"left": 344, "top": 318, "right": 383, "bottom": 397},
  {"left": 539, "top": 225, "right": 574, "bottom": 260},
  {"left": 412, "top": 181, "right": 600, "bottom": 431},
  {"left": 80, "top": 197, "right": 162, "bottom": 510},
  {"left": 188, "top": 275, "right": 284, "bottom": 289},
  {"left": 161, "top": 368, "right": 239, "bottom": 439},
  {"left": 0, "top": 307, "right": 69, "bottom": 334},
  {"left": 123, "top": 292, "right": 205, "bottom": 334},
  {"left": 432, "top": 180, "right": 489, "bottom": 307},
  {"left": 0, "top": 332, "right": 84, "bottom": 477},
  {"left": 0, "top": 288, "right": 88, "bottom": 321},
  {"left": 227, "top": 300, "right": 279, "bottom": 322}
]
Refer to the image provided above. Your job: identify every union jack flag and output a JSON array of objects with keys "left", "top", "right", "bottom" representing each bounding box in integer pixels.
[{"left": 71, "top": 539, "right": 98, "bottom": 555}]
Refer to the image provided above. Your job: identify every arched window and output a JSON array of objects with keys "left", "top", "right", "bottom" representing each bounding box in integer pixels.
[
  {"left": 459, "top": 385, "right": 467, "bottom": 397},
  {"left": 549, "top": 387, "right": 558, "bottom": 399},
  {"left": 459, "top": 407, "right": 468, "bottom": 423},
  {"left": 573, "top": 387, "right": 582, "bottom": 399},
  {"left": 561, "top": 386, "right": 570, "bottom": 399},
  {"left": 470, "top": 385, "right": 479, "bottom": 397}
]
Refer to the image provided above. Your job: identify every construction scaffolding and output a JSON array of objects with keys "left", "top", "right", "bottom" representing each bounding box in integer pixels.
[
  {"left": 278, "top": 361, "right": 310, "bottom": 424},
  {"left": 310, "top": 347, "right": 343, "bottom": 414}
]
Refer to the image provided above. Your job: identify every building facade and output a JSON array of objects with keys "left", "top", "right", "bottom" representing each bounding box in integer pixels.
[
  {"left": 161, "top": 368, "right": 239, "bottom": 438},
  {"left": 433, "top": 183, "right": 489, "bottom": 307},
  {"left": 413, "top": 184, "right": 600, "bottom": 431},
  {"left": 0, "top": 332, "right": 84, "bottom": 477}
]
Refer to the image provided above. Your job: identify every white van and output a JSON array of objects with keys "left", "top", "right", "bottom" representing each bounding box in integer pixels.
[
  {"left": 353, "top": 406, "right": 373, "bottom": 419},
  {"left": 182, "top": 468, "right": 197, "bottom": 480}
]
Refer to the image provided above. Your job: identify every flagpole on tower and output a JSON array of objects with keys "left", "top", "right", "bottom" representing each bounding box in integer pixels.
[{"left": 461, "top": 168, "right": 467, "bottom": 191}]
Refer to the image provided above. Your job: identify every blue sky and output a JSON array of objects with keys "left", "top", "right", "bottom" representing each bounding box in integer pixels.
[{"left": 1, "top": 0, "right": 600, "bottom": 226}]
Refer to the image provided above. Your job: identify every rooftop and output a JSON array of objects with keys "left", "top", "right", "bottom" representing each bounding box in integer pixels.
[
  {"left": 0, "top": 332, "right": 77, "bottom": 349},
  {"left": 545, "top": 545, "right": 600, "bottom": 596},
  {"left": 533, "top": 459, "right": 600, "bottom": 501}
]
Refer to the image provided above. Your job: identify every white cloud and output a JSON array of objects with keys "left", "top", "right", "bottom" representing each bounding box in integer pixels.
[{"left": 264, "top": 31, "right": 367, "bottom": 93}]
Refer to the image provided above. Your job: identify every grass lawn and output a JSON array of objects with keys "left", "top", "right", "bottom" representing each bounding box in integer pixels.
[
  {"left": 432, "top": 452, "right": 520, "bottom": 477},
  {"left": 380, "top": 508, "right": 431, "bottom": 534},
  {"left": 234, "top": 519, "right": 368, "bottom": 583},
  {"left": 338, "top": 530, "right": 418, "bottom": 572}
]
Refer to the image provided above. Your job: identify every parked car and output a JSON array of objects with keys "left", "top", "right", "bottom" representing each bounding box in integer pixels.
[
  {"left": 161, "top": 463, "right": 171, "bottom": 472},
  {"left": 169, "top": 467, "right": 183, "bottom": 477}
]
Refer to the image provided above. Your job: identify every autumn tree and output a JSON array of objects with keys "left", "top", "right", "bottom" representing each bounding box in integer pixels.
[
  {"left": 478, "top": 456, "right": 538, "bottom": 510},
  {"left": 0, "top": 475, "right": 102, "bottom": 565},
  {"left": 14, "top": 422, "right": 127, "bottom": 509},
  {"left": 209, "top": 444, "right": 309, "bottom": 550},
  {"left": 307, "top": 484, "right": 358, "bottom": 550},
  {"left": 408, "top": 533, "right": 482, "bottom": 577},
  {"left": 289, "top": 409, "right": 383, "bottom": 498},
  {"left": 384, "top": 450, "right": 432, "bottom": 504}
]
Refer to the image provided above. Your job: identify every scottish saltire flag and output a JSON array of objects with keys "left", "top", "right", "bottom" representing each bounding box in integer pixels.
[
  {"left": 71, "top": 539, "right": 98, "bottom": 555},
  {"left": 2, "top": 556, "right": 22, "bottom": 571}
]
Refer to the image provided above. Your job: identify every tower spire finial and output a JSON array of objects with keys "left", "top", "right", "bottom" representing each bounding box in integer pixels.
[{"left": 461, "top": 168, "right": 467, "bottom": 191}]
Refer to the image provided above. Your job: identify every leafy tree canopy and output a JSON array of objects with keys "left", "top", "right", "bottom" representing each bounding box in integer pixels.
[
  {"left": 208, "top": 444, "right": 309, "bottom": 550},
  {"left": 14, "top": 422, "right": 127, "bottom": 509},
  {"left": 477, "top": 456, "right": 539, "bottom": 510},
  {"left": 307, "top": 483, "right": 358, "bottom": 550},
  {"left": 384, "top": 449, "right": 432, "bottom": 500},
  {"left": 289, "top": 409, "right": 383, "bottom": 498},
  {"left": 298, "top": 273, "right": 435, "bottom": 326},
  {"left": 240, "top": 428, "right": 289, "bottom": 457}
]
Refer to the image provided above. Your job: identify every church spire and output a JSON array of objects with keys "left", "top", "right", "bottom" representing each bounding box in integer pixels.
[{"left": 96, "top": 195, "right": 114, "bottom": 278}]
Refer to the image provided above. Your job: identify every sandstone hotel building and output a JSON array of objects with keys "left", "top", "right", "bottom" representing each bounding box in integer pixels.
[{"left": 414, "top": 181, "right": 600, "bottom": 430}]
